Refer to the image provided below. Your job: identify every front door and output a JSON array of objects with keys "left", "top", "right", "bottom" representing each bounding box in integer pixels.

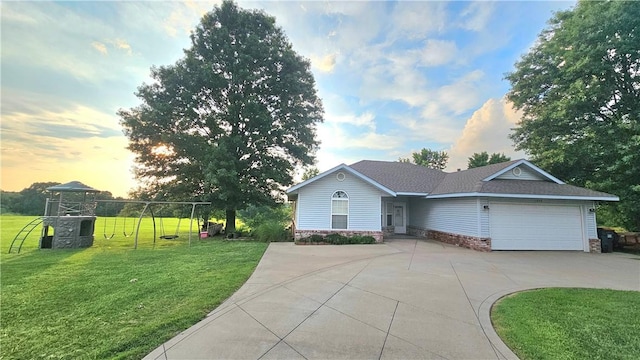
[{"left": 393, "top": 203, "right": 406, "bottom": 234}]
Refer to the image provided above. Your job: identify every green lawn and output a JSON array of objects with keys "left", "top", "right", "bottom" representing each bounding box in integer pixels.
[
  {"left": 1, "top": 215, "right": 268, "bottom": 359},
  {"left": 492, "top": 288, "right": 640, "bottom": 360}
]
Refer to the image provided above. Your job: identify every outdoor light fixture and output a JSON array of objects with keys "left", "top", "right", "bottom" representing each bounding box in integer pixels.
[
  {"left": 483, "top": 205, "right": 490, "bottom": 210},
  {"left": 589, "top": 208, "right": 596, "bottom": 213}
]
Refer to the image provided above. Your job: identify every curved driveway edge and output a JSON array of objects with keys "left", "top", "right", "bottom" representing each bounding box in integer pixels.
[{"left": 146, "top": 239, "right": 640, "bottom": 360}]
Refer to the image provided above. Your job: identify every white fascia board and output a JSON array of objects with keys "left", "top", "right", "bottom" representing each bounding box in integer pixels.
[
  {"left": 396, "top": 192, "right": 429, "bottom": 196},
  {"left": 286, "top": 163, "right": 348, "bottom": 193},
  {"left": 483, "top": 159, "right": 565, "bottom": 184},
  {"left": 286, "top": 164, "right": 396, "bottom": 196},
  {"left": 425, "top": 192, "right": 619, "bottom": 201}
]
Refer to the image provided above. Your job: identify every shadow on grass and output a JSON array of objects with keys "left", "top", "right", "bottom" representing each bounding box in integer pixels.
[{"left": 1, "top": 247, "right": 91, "bottom": 286}]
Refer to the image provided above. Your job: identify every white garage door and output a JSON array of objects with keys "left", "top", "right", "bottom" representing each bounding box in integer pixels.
[{"left": 490, "top": 203, "right": 584, "bottom": 250}]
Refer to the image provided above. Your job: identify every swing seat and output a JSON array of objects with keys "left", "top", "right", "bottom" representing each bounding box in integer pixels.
[{"left": 160, "top": 235, "right": 179, "bottom": 240}]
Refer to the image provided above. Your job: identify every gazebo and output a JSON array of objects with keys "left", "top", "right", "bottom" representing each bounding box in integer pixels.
[{"left": 41, "top": 181, "right": 100, "bottom": 249}]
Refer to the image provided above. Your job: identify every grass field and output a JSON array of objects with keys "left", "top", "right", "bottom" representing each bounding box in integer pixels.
[
  {"left": 492, "top": 288, "right": 640, "bottom": 360},
  {"left": 0, "top": 215, "right": 268, "bottom": 359}
]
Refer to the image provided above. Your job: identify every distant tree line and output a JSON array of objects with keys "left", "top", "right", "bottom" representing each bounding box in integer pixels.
[
  {"left": 399, "top": 148, "right": 511, "bottom": 170},
  {"left": 0, "top": 182, "right": 125, "bottom": 216}
]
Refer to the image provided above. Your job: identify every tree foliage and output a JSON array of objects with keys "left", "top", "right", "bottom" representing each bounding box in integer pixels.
[
  {"left": 506, "top": 0, "right": 640, "bottom": 230},
  {"left": 301, "top": 166, "right": 319, "bottom": 181},
  {"left": 400, "top": 148, "right": 449, "bottom": 170},
  {"left": 1, "top": 182, "right": 121, "bottom": 216},
  {"left": 467, "top": 152, "right": 511, "bottom": 169},
  {"left": 118, "top": 1, "right": 323, "bottom": 233},
  {"left": 1, "top": 182, "right": 60, "bottom": 216}
]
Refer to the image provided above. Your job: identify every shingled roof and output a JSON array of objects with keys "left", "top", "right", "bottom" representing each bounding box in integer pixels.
[
  {"left": 429, "top": 160, "right": 521, "bottom": 195},
  {"left": 46, "top": 181, "right": 101, "bottom": 193},
  {"left": 288, "top": 159, "right": 618, "bottom": 201},
  {"left": 476, "top": 180, "right": 618, "bottom": 199},
  {"left": 349, "top": 160, "right": 446, "bottom": 194}
]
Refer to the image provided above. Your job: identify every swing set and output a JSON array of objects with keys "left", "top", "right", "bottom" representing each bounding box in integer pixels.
[
  {"left": 101, "top": 203, "right": 138, "bottom": 239},
  {"left": 96, "top": 200, "right": 211, "bottom": 249}
]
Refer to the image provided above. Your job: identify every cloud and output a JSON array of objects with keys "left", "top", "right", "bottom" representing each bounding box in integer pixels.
[
  {"left": 91, "top": 41, "right": 108, "bottom": 55},
  {"left": 318, "top": 111, "right": 401, "bottom": 151},
  {"left": 1, "top": 134, "right": 136, "bottom": 197},
  {"left": 109, "top": 39, "right": 132, "bottom": 55},
  {"left": 420, "top": 39, "right": 458, "bottom": 67},
  {"left": 390, "top": 1, "right": 448, "bottom": 38},
  {"left": 0, "top": 104, "right": 135, "bottom": 197},
  {"left": 459, "top": 1, "right": 495, "bottom": 32},
  {"left": 311, "top": 53, "right": 337, "bottom": 73},
  {"left": 163, "top": 1, "right": 218, "bottom": 37},
  {"left": 435, "top": 70, "right": 485, "bottom": 115},
  {"left": 393, "top": 114, "right": 462, "bottom": 144},
  {"left": 447, "top": 97, "right": 526, "bottom": 171},
  {"left": 326, "top": 112, "right": 375, "bottom": 130}
]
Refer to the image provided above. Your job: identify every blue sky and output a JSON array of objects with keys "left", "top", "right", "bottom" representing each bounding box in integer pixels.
[{"left": 0, "top": 0, "right": 574, "bottom": 197}]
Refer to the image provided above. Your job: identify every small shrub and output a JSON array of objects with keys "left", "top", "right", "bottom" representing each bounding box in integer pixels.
[
  {"left": 324, "top": 233, "right": 347, "bottom": 244},
  {"left": 349, "top": 235, "right": 376, "bottom": 244},
  {"left": 296, "top": 234, "right": 376, "bottom": 245}
]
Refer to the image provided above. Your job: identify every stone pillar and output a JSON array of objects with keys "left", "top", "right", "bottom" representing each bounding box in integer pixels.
[{"left": 589, "top": 238, "right": 602, "bottom": 253}]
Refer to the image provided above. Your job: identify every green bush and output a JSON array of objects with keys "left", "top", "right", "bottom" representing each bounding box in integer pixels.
[
  {"left": 252, "top": 220, "right": 291, "bottom": 242},
  {"left": 324, "top": 233, "right": 347, "bottom": 244},
  {"left": 238, "top": 204, "right": 292, "bottom": 229},
  {"left": 349, "top": 235, "right": 376, "bottom": 244},
  {"left": 296, "top": 234, "right": 376, "bottom": 245}
]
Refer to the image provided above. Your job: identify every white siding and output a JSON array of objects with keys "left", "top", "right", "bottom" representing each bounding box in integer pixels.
[
  {"left": 408, "top": 197, "right": 428, "bottom": 228},
  {"left": 479, "top": 199, "right": 490, "bottom": 238},
  {"left": 410, "top": 198, "right": 479, "bottom": 237},
  {"left": 296, "top": 170, "right": 387, "bottom": 231},
  {"left": 585, "top": 201, "right": 597, "bottom": 239},
  {"left": 496, "top": 166, "right": 547, "bottom": 180}
]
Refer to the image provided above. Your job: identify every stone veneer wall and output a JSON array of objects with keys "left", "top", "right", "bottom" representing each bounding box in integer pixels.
[
  {"left": 382, "top": 226, "right": 395, "bottom": 237},
  {"left": 295, "top": 230, "right": 383, "bottom": 243},
  {"left": 588, "top": 238, "right": 602, "bottom": 253},
  {"left": 42, "top": 216, "right": 95, "bottom": 249},
  {"left": 407, "top": 226, "right": 491, "bottom": 252},
  {"left": 407, "top": 226, "right": 428, "bottom": 238}
]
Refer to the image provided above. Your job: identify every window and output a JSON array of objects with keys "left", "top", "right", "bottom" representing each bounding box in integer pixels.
[
  {"left": 386, "top": 202, "right": 393, "bottom": 226},
  {"left": 331, "top": 191, "right": 348, "bottom": 229}
]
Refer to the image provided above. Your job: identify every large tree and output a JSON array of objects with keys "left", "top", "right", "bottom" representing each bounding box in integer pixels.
[
  {"left": 506, "top": 0, "right": 640, "bottom": 230},
  {"left": 467, "top": 152, "right": 511, "bottom": 169},
  {"left": 119, "top": 1, "right": 323, "bottom": 233},
  {"left": 399, "top": 148, "right": 449, "bottom": 170}
]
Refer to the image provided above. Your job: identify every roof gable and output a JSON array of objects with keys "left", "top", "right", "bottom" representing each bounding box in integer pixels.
[
  {"left": 286, "top": 164, "right": 395, "bottom": 195},
  {"left": 494, "top": 165, "right": 546, "bottom": 181},
  {"left": 483, "top": 159, "right": 564, "bottom": 184}
]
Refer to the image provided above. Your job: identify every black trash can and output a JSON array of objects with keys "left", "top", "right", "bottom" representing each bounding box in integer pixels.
[{"left": 597, "top": 227, "right": 616, "bottom": 253}]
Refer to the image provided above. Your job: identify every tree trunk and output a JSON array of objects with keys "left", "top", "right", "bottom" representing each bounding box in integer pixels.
[{"left": 225, "top": 209, "right": 236, "bottom": 235}]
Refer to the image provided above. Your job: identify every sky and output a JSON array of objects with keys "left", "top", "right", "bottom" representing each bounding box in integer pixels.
[{"left": 0, "top": 0, "right": 574, "bottom": 198}]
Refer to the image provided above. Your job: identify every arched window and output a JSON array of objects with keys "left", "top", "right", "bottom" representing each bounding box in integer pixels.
[{"left": 331, "top": 191, "right": 349, "bottom": 229}]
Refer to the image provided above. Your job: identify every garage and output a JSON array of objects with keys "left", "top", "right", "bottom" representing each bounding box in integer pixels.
[{"left": 490, "top": 203, "right": 585, "bottom": 250}]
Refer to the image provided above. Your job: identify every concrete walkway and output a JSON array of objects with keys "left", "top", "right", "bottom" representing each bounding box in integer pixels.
[{"left": 146, "top": 237, "right": 640, "bottom": 360}]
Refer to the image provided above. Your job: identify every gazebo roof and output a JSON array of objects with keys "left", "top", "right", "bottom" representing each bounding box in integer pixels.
[{"left": 47, "top": 181, "right": 101, "bottom": 193}]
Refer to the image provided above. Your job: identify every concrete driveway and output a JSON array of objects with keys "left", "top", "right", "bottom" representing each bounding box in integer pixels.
[{"left": 146, "top": 237, "right": 640, "bottom": 360}]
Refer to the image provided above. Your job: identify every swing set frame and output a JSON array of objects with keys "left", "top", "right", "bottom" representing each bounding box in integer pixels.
[{"left": 95, "top": 200, "right": 211, "bottom": 249}]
